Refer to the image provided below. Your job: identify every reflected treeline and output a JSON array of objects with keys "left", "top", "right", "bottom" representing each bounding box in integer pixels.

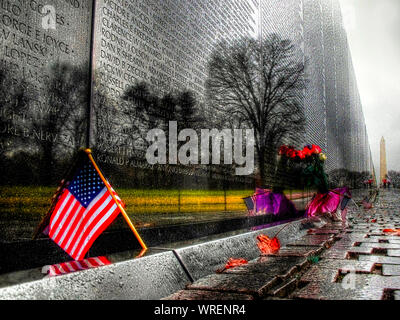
[
  {"left": 327, "top": 169, "right": 373, "bottom": 189},
  {"left": 388, "top": 171, "right": 400, "bottom": 187},
  {"left": 121, "top": 82, "right": 204, "bottom": 146},
  {"left": 0, "top": 62, "right": 89, "bottom": 185},
  {"left": 91, "top": 77, "right": 248, "bottom": 189},
  {"left": 0, "top": 34, "right": 371, "bottom": 190}
]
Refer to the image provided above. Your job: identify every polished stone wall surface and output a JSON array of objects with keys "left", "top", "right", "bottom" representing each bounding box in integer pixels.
[
  {"left": 0, "top": 0, "right": 372, "bottom": 187},
  {"left": 0, "top": 0, "right": 93, "bottom": 186},
  {"left": 0, "top": 0, "right": 374, "bottom": 248},
  {"left": 260, "top": 0, "right": 306, "bottom": 151},
  {"left": 302, "top": 0, "right": 328, "bottom": 156},
  {"left": 90, "top": 0, "right": 259, "bottom": 189}
]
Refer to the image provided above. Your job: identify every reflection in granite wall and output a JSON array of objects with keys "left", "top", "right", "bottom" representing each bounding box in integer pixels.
[
  {"left": 91, "top": 0, "right": 259, "bottom": 190},
  {"left": 0, "top": 0, "right": 375, "bottom": 244},
  {"left": 0, "top": 0, "right": 92, "bottom": 185},
  {"left": 0, "top": 1, "right": 93, "bottom": 242},
  {"left": 301, "top": 0, "right": 373, "bottom": 176}
]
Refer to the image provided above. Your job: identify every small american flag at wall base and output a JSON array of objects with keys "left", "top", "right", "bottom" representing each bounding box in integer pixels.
[
  {"left": 48, "top": 157, "right": 123, "bottom": 261},
  {"left": 42, "top": 256, "right": 111, "bottom": 277}
]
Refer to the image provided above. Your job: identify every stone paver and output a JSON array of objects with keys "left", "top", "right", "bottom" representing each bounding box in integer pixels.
[
  {"left": 286, "top": 234, "right": 335, "bottom": 247},
  {"left": 186, "top": 256, "right": 308, "bottom": 297},
  {"left": 263, "top": 246, "right": 323, "bottom": 258},
  {"left": 358, "top": 255, "right": 400, "bottom": 265},
  {"left": 163, "top": 290, "right": 253, "bottom": 300},
  {"left": 165, "top": 190, "right": 400, "bottom": 300},
  {"left": 313, "top": 258, "right": 376, "bottom": 273},
  {"left": 292, "top": 274, "right": 400, "bottom": 300},
  {"left": 187, "top": 273, "right": 280, "bottom": 297},
  {"left": 387, "top": 250, "right": 400, "bottom": 257},
  {"left": 382, "top": 264, "right": 400, "bottom": 276},
  {"left": 223, "top": 256, "right": 308, "bottom": 277}
]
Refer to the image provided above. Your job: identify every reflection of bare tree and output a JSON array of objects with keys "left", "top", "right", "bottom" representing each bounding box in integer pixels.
[
  {"left": 33, "top": 62, "right": 88, "bottom": 184},
  {"left": 0, "top": 65, "right": 33, "bottom": 182},
  {"left": 206, "top": 35, "right": 305, "bottom": 184},
  {"left": 0, "top": 65, "right": 32, "bottom": 148},
  {"left": 328, "top": 168, "right": 372, "bottom": 189},
  {"left": 0, "top": 61, "right": 89, "bottom": 185},
  {"left": 122, "top": 82, "right": 163, "bottom": 149},
  {"left": 122, "top": 82, "right": 203, "bottom": 149}
]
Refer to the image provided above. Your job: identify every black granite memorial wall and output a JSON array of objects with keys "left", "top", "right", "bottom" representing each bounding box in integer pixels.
[
  {"left": 0, "top": 0, "right": 373, "bottom": 255},
  {"left": 0, "top": 0, "right": 93, "bottom": 243}
]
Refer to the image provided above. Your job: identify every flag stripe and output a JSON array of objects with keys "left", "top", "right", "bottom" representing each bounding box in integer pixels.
[
  {"left": 74, "top": 203, "right": 119, "bottom": 260},
  {"left": 69, "top": 193, "right": 114, "bottom": 258},
  {"left": 61, "top": 203, "right": 91, "bottom": 253},
  {"left": 58, "top": 205, "right": 85, "bottom": 249},
  {"left": 58, "top": 264, "right": 68, "bottom": 273},
  {"left": 74, "top": 261, "right": 84, "bottom": 270},
  {"left": 50, "top": 265, "right": 61, "bottom": 275},
  {"left": 71, "top": 198, "right": 116, "bottom": 259},
  {"left": 49, "top": 190, "right": 70, "bottom": 230},
  {"left": 62, "top": 188, "right": 109, "bottom": 254},
  {"left": 80, "top": 259, "right": 89, "bottom": 268},
  {"left": 88, "top": 258, "right": 99, "bottom": 268},
  {"left": 70, "top": 261, "right": 79, "bottom": 270},
  {"left": 98, "top": 256, "right": 109, "bottom": 265},
  {"left": 52, "top": 199, "right": 80, "bottom": 242},
  {"left": 50, "top": 192, "right": 72, "bottom": 235},
  {"left": 79, "top": 207, "right": 120, "bottom": 260},
  {"left": 45, "top": 257, "right": 111, "bottom": 277}
]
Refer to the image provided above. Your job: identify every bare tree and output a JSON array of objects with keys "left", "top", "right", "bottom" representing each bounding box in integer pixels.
[
  {"left": 206, "top": 34, "right": 305, "bottom": 184},
  {"left": 122, "top": 82, "right": 204, "bottom": 148},
  {"left": 33, "top": 62, "right": 89, "bottom": 184}
]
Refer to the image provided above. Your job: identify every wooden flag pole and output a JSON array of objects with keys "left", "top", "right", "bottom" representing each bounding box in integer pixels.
[
  {"left": 135, "top": 248, "right": 148, "bottom": 258},
  {"left": 84, "top": 149, "right": 148, "bottom": 251}
]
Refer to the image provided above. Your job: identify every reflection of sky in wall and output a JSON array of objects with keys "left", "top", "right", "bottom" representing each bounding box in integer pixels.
[{"left": 339, "top": 0, "right": 400, "bottom": 179}]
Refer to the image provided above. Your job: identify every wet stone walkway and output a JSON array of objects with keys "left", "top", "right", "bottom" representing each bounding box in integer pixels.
[{"left": 164, "top": 189, "right": 400, "bottom": 300}]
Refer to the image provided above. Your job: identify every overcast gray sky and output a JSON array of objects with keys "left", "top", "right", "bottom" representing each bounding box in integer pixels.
[{"left": 339, "top": 0, "right": 400, "bottom": 180}]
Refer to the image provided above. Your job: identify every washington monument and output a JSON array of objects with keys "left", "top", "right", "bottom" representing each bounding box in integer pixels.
[{"left": 380, "top": 137, "right": 387, "bottom": 182}]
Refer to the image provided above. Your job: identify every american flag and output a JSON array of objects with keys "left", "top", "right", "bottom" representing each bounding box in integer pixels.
[
  {"left": 43, "top": 256, "right": 111, "bottom": 277},
  {"left": 48, "top": 157, "right": 123, "bottom": 261}
]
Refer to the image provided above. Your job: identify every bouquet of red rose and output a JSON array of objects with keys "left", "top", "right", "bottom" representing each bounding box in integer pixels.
[
  {"left": 279, "top": 144, "right": 351, "bottom": 219},
  {"left": 279, "top": 144, "right": 328, "bottom": 193}
]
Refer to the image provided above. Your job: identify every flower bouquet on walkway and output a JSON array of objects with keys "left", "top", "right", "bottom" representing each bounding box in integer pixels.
[
  {"left": 245, "top": 187, "right": 300, "bottom": 218},
  {"left": 244, "top": 145, "right": 306, "bottom": 219},
  {"left": 294, "top": 144, "right": 351, "bottom": 220},
  {"left": 278, "top": 144, "right": 351, "bottom": 220}
]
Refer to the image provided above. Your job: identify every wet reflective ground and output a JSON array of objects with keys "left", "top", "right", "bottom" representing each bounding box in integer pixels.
[
  {"left": 167, "top": 189, "right": 400, "bottom": 300},
  {"left": 0, "top": 188, "right": 378, "bottom": 298}
]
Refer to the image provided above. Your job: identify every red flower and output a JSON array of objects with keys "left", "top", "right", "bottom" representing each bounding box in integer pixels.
[
  {"left": 287, "top": 149, "right": 297, "bottom": 158},
  {"left": 279, "top": 145, "right": 288, "bottom": 155},
  {"left": 302, "top": 146, "right": 313, "bottom": 157},
  {"left": 311, "top": 144, "right": 322, "bottom": 154},
  {"left": 297, "top": 150, "right": 306, "bottom": 159}
]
